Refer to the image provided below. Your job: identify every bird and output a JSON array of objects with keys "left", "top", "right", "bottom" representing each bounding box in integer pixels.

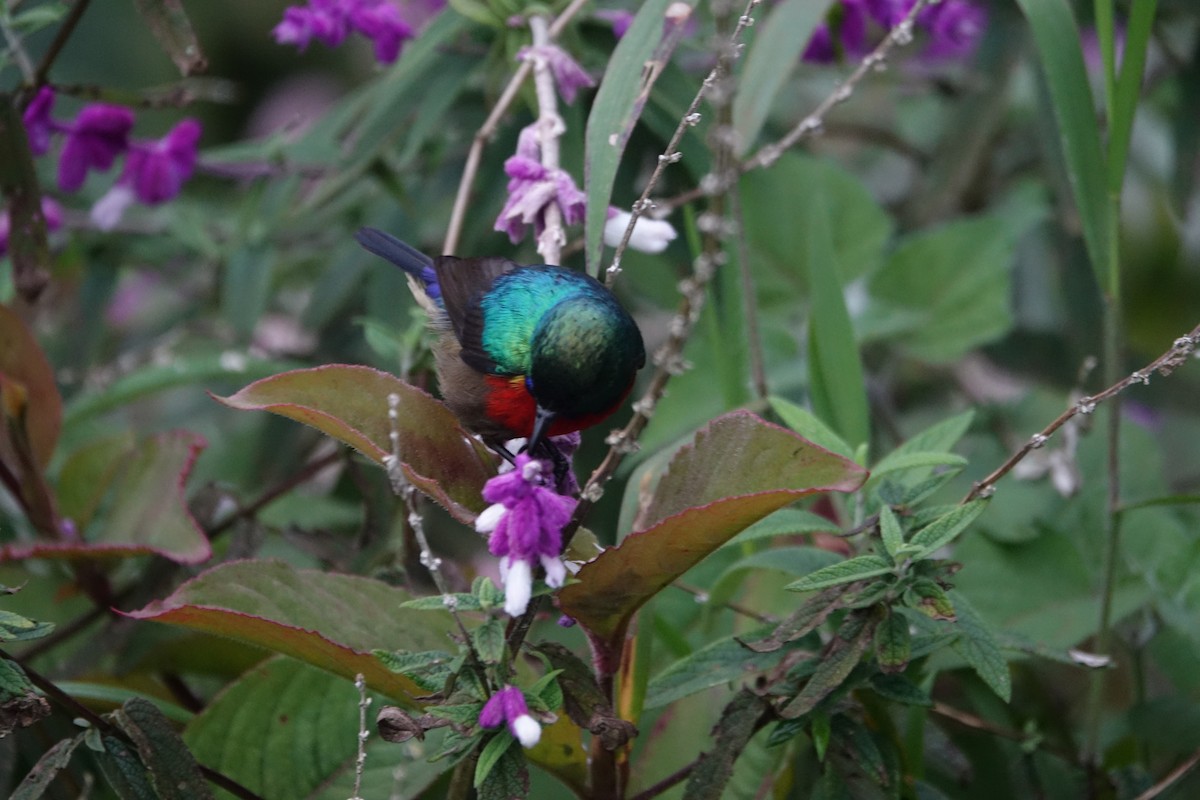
[{"left": 355, "top": 228, "right": 646, "bottom": 459}]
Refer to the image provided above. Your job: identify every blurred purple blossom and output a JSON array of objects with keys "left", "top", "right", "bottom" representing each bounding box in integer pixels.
[
  {"left": 22, "top": 87, "right": 58, "bottom": 156},
  {"left": 1081, "top": 25, "right": 1126, "bottom": 75},
  {"left": 494, "top": 125, "right": 586, "bottom": 245},
  {"left": 595, "top": 8, "right": 633, "bottom": 38},
  {"left": 57, "top": 104, "right": 135, "bottom": 192},
  {"left": 0, "top": 198, "right": 63, "bottom": 258},
  {"left": 474, "top": 453, "right": 576, "bottom": 616},
  {"left": 517, "top": 44, "right": 595, "bottom": 105},
  {"left": 122, "top": 119, "right": 203, "bottom": 205},
  {"left": 803, "top": 0, "right": 986, "bottom": 65},
  {"left": 917, "top": 0, "right": 986, "bottom": 62},
  {"left": 272, "top": 0, "right": 425, "bottom": 64}
]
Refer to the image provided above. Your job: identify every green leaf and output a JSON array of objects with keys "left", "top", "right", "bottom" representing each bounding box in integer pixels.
[
  {"left": 1013, "top": 0, "right": 1114, "bottom": 295},
  {"left": 401, "top": 593, "right": 483, "bottom": 612},
  {"left": 908, "top": 579, "right": 956, "bottom": 622},
  {"left": 0, "top": 658, "right": 51, "bottom": 737},
  {"left": 867, "top": 452, "right": 967, "bottom": 489},
  {"left": 831, "top": 715, "right": 889, "bottom": 788},
  {"left": 130, "top": 0, "right": 206, "bottom": 75},
  {"left": 779, "top": 615, "right": 876, "bottom": 719},
  {"left": 742, "top": 154, "right": 892, "bottom": 291},
  {"left": 221, "top": 247, "right": 273, "bottom": 340},
  {"left": 785, "top": 555, "right": 893, "bottom": 593},
  {"left": 476, "top": 739, "right": 528, "bottom": 800},
  {"left": 908, "top": 500, "right": 989, "bottom": 558},
  {"left": 472, "top": 618, "right": 507, "bottom": 664},
  {"left": 127, "top": 560, "right": 453, "bottom": 702},
  {"left": 94, "top": 734, "right": 158, "bottom": 800},
  {"left": 1105, "top": 1, "right": 1157, "bottom": 196},
  {"left": 948, "top": 591, "right": 1011, "bottom": 702},
  {"left": 112, "top": 698, "right": 215, "bottom": 800},
  {"left": 559, "top": 411, "right": 866, "bottom": 646},
  {"left": 0, "top": 609, "right": 54, "bottom": 642},
  {"left": 373, "top": 649, "right": 456, "bottom": 694},
  {"left": 811, "top": 712, "right": 832, "bottom": 761},
  {"left": 879, "top": 506, "right": 903, "bottom": 561},
  {"left": 185, "top": 657, "right": 447, "bottom": 799},
  {"left": 475, "top": 732, "right": 517, "bottom": 788},
  {"left": 216, "top": 365, "right": 495, "bottom": 522},
  {"left": 873, "top": 611, "right": 911, "bottom": 674},
  {"left": 803, "top": 185, "right": 869, "bottom": 451},
  {"left": 11, "top": 734, "right": 85, "bottom": 800},
  {"left": 767, "top": 395, "right": 854, "bottom": 460},
  {"left": 868, "top": 673, "right": 932, "bottom": 707},
  {"left": 868, "top": 208, "right": 1044, "bottom": 363},
  {"left": 645, "top": 627, "right": 788, "bottom": 709},
  {"left": 683, "top": 690, "right": 771, "bottom": 800},
  {"left": 732, "top": 0, "right": 833, "bottom": 155},
  {"left": 2, "top": 432, "right": 210, "bottom": 564},
  {"left": 584, "top": 0, "right": 695, "bottom": 275}
]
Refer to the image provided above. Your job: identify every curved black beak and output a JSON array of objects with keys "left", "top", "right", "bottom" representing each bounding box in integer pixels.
[{"left": 527, "top": 405, "right": 556, "bottom": 455}]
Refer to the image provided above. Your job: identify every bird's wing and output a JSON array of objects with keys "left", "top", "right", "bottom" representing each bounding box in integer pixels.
[{"left": 433, "top": 255, "right": 522, "bottom": 374}]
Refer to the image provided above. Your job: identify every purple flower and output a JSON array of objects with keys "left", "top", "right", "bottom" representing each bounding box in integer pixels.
[
  {"left": 57, "top": 104, "right": 135, "bottom": 192},
  {"left": 22, "top": 87, "right": 59, "bottom": 156},
  {"left": 918, "top": 0, "right": 986, "bottom": 62},
  {"left": 595, "top": 9, "right": 633, "bottom": 38},
  {"left": 348, "top": 1, "right": 414, "bottom": 63},
  {"left": 494, "top": 125, "right": 587, "bottom": 245},
  {"left": 0, "top": 198, "right": 63, "bottom": 258},
  {"left": 517, "top": 44, "right": 595, "bottom": 105},
  {"left": 803, "top": 0, "right": 869, "bottom": 63},
  {"left": 123, "top": 119, "right": 202, "bottom": 205},
  {"left": 863, "top": 0, "right": 910, "bottom": 27},
  {"left": 273, "top": 0, "right": 421, "bottom": 64},
  {"left": 479, "top": 686, "right": 541, "bottom": 748},
  {"left": 474, "top": 453, "right": 576, "bottom": 616}
]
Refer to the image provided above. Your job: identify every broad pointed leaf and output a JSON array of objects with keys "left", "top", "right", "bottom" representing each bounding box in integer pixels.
[
  {"left": 785, "top": 555, "right": 893, "bottom": 593},
  {"left": 0, "top": 432, "right": 210, "bottom": 564},
  {"left": 559, "top": 411, "right": 866, "bottom": 644},
  {"left": 126, "top": 560, "right": 453, "bottom": 703},
  {"left": 215, "top": 365, "right": 495, "bottom": 522},
  {"left": 185, "top": 657, "right": 448, "bottom": 800},
  {"left": 112, "top": 699, "right": 214, "bottom": 800}
]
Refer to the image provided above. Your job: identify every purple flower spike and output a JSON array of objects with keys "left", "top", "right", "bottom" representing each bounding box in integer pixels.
[
  {"left": 517, "top": 44, "right": 595, "bottom": 105},
  {"left": 57, "top": 104, "right": 135, "bottom": 192},
  {"left": 479, "top": 686, "right": 541, "bottom": 748},
  {"left": 918, "top": 0, "right": 986, "bottom": 62},
  {"left": 494, "top": 125, "right": 587, "bottom": 245},
  {"left": 273, "top": 2, "right": 348, "bottom": 50},
  {"left": 123, "top": 119, "right": 202, "bottom": 205},
  {"left": 22, "top": 87, "right": 58, "bottom": 156},
  {"left": 475, "top": 453, "right": 576, "bottom": 616}
]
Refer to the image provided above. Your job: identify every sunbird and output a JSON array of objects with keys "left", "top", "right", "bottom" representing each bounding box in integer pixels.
[{"left": 355, "top": 228, "right": 646, "bottom": 457}]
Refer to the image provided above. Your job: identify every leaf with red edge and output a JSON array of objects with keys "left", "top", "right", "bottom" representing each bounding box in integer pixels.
[
  {"left": 0, "top": 303, "right": 61, "bottom": 469},
  {"left": 126, "top": 560, "right": 454, "bottom": 703},
  {"left": 0, "top": 431, "right": 210, "bottom": 564},
  {"left": 215, "top": 365, "right": 494, "bottom": 521},
  {"left": 558, "top": 411, "right": 866, "bottom": 645}
]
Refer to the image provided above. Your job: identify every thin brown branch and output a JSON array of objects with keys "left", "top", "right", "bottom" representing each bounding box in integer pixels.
[
  {"left": 1134, "top": 747, "right": 1200, "bottom": 800},
  {"left": 206, "top": 449, "right": 344, "bottom": 540},
  {"left": 627, "top": 758, "right": 698, "bottom": 800},
  {"left": 964, "top": 323, "right": 1199, "bottom": 503},
  {"left": 30, "top": 0, "right": 94, "bottom": 94},
  {"left": 673, "top": 582, "right": 778, "bottom": 625}
]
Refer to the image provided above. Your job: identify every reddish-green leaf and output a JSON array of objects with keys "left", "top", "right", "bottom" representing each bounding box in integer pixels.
[
  {"left": 0, "top": 303, "right": 61, "bottom": 469},
  {"left": 559, "top": 411, "right": 866, "bottom": 644},
  {"left": 215, "top": 365, "right": 495, "bottom": 521},
  {"left": 0, "top": 432, "right": 210, "bottom": 564},
  {"left": 126, "top": 560, "right": 454, "bottom": 703}
]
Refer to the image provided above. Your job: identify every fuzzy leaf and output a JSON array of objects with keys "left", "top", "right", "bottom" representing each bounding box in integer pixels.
[
  {"left": 112, "top": 698, "right": 214, "bottom": 800},
  {"left": 215, "top": 365, "right": 494, "bottom": 521},
  {"left": 558, "top": 411, "right": 866, "bottom": 644},
  {"left": 874, "top": 611, "right": 911, "bottom": 674},
  {"left": 11, "top": 734, "right": 84, "bottom": 800},
  {"left": 948, "top": 591, "right": 1012, "bottom": 702},
  {"left": 645, "top": 627, "right": 788, "bottom": 709},
  {"left": 785, "top": 555, "right": 893, "bottom": 593},
  {"left": 126, "top": 560, "right": 452, "bottom": 702},
  {"left": 779, "top": 615, "right": 877, "bottom": 719},
  {"left": 908, "top": 500, "right": 989, "bottom": 558},
  {"left": 1, "top": 432, "right": 210, "bottom": 564},
  {"left": 683, "top": 690, "right": 771, "bottom": 800}
]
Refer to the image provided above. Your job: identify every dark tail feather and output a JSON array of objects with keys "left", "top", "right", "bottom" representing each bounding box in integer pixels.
[{"left": 355, "top": 227, "right": 434, "bottom": 276}]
